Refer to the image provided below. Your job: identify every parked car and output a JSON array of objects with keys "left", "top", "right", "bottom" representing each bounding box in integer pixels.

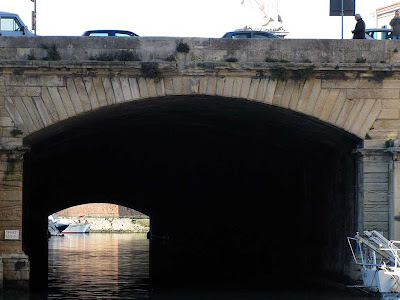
[
  {"left": 365, "top": 28, "right": 392, "bottom": 40},
  {"left": 0, "top": 12, "right": 34, "bottom": 36},
  {"left": 222, "top": 30, "right": 281, "bottom": 39},
  {"left": 82, "top": 30, "right": 139, "bottom": 37}
]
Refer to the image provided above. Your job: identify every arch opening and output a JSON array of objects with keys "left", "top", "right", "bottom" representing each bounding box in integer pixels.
[{"left": 22, "top": 95, "right": 361, "bottom": 292}]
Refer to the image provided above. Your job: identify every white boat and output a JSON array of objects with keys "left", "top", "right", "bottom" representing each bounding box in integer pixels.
[
  {"left": 49, "top": 214, "right": 90, "bottom": 234},
  {"left": 348, "top": 230, "right": 400, "bottom": 298},
  {"left": 61, "top": 222, "right": 90, "bottom": 233},
  {"left": 48, "top": 217, "right": 63, "bottom": 236}
]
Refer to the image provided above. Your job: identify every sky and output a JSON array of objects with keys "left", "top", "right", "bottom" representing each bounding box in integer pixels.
[{"left": 0, "top": 0, "right": 395, "bottom": 39}]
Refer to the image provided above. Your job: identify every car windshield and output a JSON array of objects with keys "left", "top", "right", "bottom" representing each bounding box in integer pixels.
[
  {"left": 231, "top": 33, "right": 251, "bottom": 39},
  {"left": 253, "top": 32, "right": 275, "bottom": 39},
  {"left": 115, "top": 32, "right": 134, "bottom": 37},
  {"left": 87, "top": 32, "right": 109, "bottom": 36},
  {"left": 366, "top": 31, "right": 391, "bottom": 40},
  {"left": 0, "top": 17, "right": 22, "bottom": 31}
]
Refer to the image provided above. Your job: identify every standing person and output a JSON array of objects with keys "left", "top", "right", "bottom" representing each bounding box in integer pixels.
[
  {"left": 352, "top": 14, "right": 366, "bottom": 39},
  {"left": 390, "top": 10, "right": 400, "bottom": 40}
]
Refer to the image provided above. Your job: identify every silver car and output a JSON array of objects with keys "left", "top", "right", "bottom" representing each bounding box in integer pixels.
[{"left": 0, "top": 12, "right": 34, "bottom": 36}]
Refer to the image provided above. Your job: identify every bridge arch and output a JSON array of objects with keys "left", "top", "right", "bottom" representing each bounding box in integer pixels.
[{"left": 5, "top": 74, "right": 381, "bottom": 141}]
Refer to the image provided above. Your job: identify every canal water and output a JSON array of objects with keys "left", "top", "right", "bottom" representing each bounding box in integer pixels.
[
  {"left": 48, "top": 233, "right": 149, "bottom": 299},
  {"left": 2, "top": 233, "right": 380, "bottom": 299},
  {"left": 47, "top": 233, "right": 377, "bottom": 300}
]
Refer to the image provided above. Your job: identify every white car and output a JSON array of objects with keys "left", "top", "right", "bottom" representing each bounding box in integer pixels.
[
  {"left": 0, "top": 12, "right": 34, "bottom": 36},
  {"left": 365, "top": 28, "right": 392, "bottom": 40}
]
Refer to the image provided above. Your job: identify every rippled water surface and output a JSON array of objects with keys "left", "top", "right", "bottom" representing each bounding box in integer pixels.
[
  {"left": 36, "top": 233, "right": 380, "bottom": 300},
  {"left": 48, "top": 233, "right": 149, "bottom": 299}
]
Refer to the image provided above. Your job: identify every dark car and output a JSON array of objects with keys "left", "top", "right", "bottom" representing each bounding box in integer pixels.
[
  {"left": 82, "top": 30, "right": 139, "bottom": 37},
  {"left": 365, "top": 28, "right": 392, "bottom": 40},
  {"left": 222, "top": 30, "right": 281, "bottom": 39}
]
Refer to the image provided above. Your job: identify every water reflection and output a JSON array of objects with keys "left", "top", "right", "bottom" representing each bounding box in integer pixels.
[{"left": 48, "top": 233, "right": 149, "bottom": 299}]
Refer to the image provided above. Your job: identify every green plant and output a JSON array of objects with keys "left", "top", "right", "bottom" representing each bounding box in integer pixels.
[
  {"left": 27, "top": 52, "right": 37, "bottom": 60},
  {"left": 140, "top": 62, "right": 163, "bottom": 80},
  {"left": 10, "top": 128, "right": 23, "bottom": 137},
  {"left": 176, "top": 42, "right": 190, "bottom": 53},
  {"left": 293, "top": 66, "right": 315, "bottom": 80},
  {"left": 386, "top": 139, "right": 395, "bottom": 148},
  {"left": 355, "top": 57, "right": 367, "bottom": 63},
  {"left": 373, "top": 70, "right": 395, "bottom": 81},
  {"left": 270, "top": 67, "right": 289, "bottom": 81},
  {"left": 41, "top": 44, "right": 61, "bottom": 61},
  {"left": 225, "top": 57, "right": 238, "bottom": 62}
]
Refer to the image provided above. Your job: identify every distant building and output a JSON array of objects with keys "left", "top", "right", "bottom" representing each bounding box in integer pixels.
[
  {"left": 376, "top": 2, "right": 400, "bottom": 28},
  {"left": 57, "top": 203, "right": 146, "bottom": 217}
]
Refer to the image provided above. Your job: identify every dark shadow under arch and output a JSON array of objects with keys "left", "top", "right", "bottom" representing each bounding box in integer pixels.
[{"left": 23, "top": 95, "right": 362, "bottom": 292}]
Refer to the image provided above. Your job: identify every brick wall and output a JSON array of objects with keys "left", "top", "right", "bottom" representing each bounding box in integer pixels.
[{"left": 56, "top": 203, "right": 145, "bottom": 217}]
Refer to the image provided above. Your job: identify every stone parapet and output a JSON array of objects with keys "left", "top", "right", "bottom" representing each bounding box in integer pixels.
[{"left": 0, "top": 37, "right": 399, "bottom": 64}]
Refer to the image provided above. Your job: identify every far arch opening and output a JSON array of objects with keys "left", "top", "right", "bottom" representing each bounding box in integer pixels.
[{"left": 22, "top": 95, "right": 362, "bottom": 293}]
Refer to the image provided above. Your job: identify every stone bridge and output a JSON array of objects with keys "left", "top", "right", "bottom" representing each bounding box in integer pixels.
[{"left": 1, "top": 36, "right": 400, "bottom": 290}]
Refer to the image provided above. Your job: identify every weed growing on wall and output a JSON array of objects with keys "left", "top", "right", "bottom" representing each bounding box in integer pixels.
[
  {"left": 176, "top": 42, "right": 190, "bottom": 53},
  {"left": 10, "top": 128, "right": 23, "bottom": 137},
  {"left": 386, "top": 139, "right": 395, "bottom": 148},
  {"left": 140, "top": 62, "right": 163, "bottom": 80},
  {"left": 270, "top": 67, "right": 289, "bottom": 81},
  {"left": 293, "top": 66, "right": 315, "bottom": 80},
  {"left": 41, "top": 44, "right": 61, "bottom": 61},
  {"left": 373, "top": 71, "right": 395, "bottom": 82}
]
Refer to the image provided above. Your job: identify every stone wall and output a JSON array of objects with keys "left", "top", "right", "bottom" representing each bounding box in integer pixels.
[{"left": 65, "top": 217, "right": 149, "bottom": 233}]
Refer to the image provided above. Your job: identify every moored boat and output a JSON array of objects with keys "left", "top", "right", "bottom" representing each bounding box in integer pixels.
[
  {"left": 348, "top": 230, "right": 400, "bottom": 298},
  {"left": 49, "top": 214, "right": 90, "bottom": 234}
]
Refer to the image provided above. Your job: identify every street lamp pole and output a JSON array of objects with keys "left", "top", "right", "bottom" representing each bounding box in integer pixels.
[
  {"left": 341, "top": 0, "right": 344, "bottom": 39},
  {"left": 31, "top": 0, "right": 36, "bottom": 36}
]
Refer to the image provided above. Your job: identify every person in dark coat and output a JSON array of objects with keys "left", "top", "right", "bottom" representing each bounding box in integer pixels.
[
  {"left": 352, "top": 14, "right": 365, "bottom": 39},
  {"left": 390, "top": 10, "right": 400, "bottom": 39}
]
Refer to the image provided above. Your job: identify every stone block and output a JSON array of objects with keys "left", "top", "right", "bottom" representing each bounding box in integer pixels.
[
  {"left": 364, "top": 192, "right": 388, "bottom": 203},
  {"left": 347, "top": 89, "right": 399, "bottom": 99},
  {"left": 364, "top": 173, "right": 389, "bottom": 183},
  {"left": 367, "top": 129, "right": 398, "bottom": 140},
  {"left": 364, "top": 182, "right": 388, "bottom": 192},
  {"left": 377, "top": 109, "right": 400, "bottom": 120},
  {"left": 0, "top": 191, "right": 22, "bottom": 201},
  {"left": 322, "top": 79, "right": 382, "bottom": 89},
  {"left": 382, "top": 100, "right": 400, "bottom": 109},
  {"left": 365, "top": 211, "right": 388, "bottom": 222},
  {"left": 364, "top": 163, "right": 388, "bottom": 173},
  {"left": 6, "top": 87, "right": 41, "bottom": 97}
]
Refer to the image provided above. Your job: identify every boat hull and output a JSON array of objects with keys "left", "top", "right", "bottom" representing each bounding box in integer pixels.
[{"left": 62, "top": 224, "right": 90, "bottom": 233}]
